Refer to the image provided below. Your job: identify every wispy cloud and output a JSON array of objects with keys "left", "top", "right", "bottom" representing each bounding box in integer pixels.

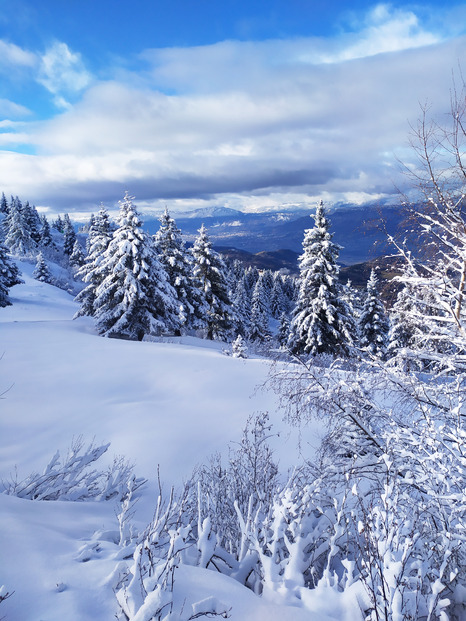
[
  {"left": 37, "top": 41, "right": 92, "bottom": 109},
  {"left": 320, "top": 3, "right": 441, "bottom": 62},
  {"left": 0, "top": 99, "right": 31, "bottom": 118},
  {"left": 0, "top": 39, "right": 36, "bottom": 70}
]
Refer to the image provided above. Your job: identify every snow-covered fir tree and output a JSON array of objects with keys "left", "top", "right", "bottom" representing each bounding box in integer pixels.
[
  {"left": 39, "top": 215, "right": 55, "bottom": 249},
  {"left": 69, "top": 239, "right": 85, "bottom": 269},
  {"left": 74, "top": 207, "right": 113, "bottom": 318},
  {"left": 249, "top": 272, "right": 271, "bottom": 343},
  {"left": 191, "top": 224, "right": 234, "bottom": 341},
  {"left": 22, "top": 202, "right": 41, "bottom": 245},
  {"left": 243, "top": 265, "right": 259, "bottom": 297},
  {"left": 62, "top": 214, "right": 77, "bottom": 257},
  {"left": 92, "top": 193, "right": 178, "bottom": 340},
  {"left": 277, "top": 311, "right": 290, "bottom": 348},
  {"left": 153, "top": 207, "right": 205, "bottom": 334},
  {"left": 32, "top": 252, "right": 52, "bottom": 283},
  {"left": 231, "top": 275, "right": 251, "bottom": 337},
  {"left": 270, "top": 272, "right": 288, "bottom": 319},
  {"left": 0, "top": 192, "right": 8, "bottom": 214},
  {"left": 0, "top": 241, "right": 22, "bottom": 306},
  {"left": 358, "top": 269, "right": 389, "bottom": 357},
  {"left": 85, "top": 214, "right": 96, "bottom": 252},
  {"left": 4, "top": 197, "right": 36, "bottom": 256},
  {"left": 52, "top": 215, "right": 64, "bottom": 233},
  {"left": 288, "top": 201, "right": 355, "bottom": 357},
  {"left": 231, "top": 334, "right": 248, "bottom": 358},
  {"left": 282, "top": 274, "right": 298, "bottom": 307},
  {"left": 386, "top": 281, "right": 418, "bottom": 367}
]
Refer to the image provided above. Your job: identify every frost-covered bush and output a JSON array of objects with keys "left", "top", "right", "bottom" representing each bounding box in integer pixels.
[
  {"left": 193, "top": 412, "right": 279, "bottom": 555},
  {"left": 4, "top": 438, "right": 146, "bottom": 501}
]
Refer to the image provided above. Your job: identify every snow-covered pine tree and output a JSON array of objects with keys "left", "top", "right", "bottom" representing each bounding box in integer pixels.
[
  {"left": 270, "top": 272, "right": 288, "bottom": 319},
  {"left": 232, "top": 334, "right": 248, "bottom": 358},
  {"left": 85, "top": 214, "right": 96, "bottom": 252},
  {"left": 153, "top": 207, "right": 205, "bottom": 334},
  {"left": 93, "top": 193, "right": 178, "bottom": 340},
  {"left": 282, "top": 274, "right": 298, "bottom": 307},
  {"left": 32, "top": 251, "right": 52, "bottom": 283},
  {"left": 74, "top": 207, "right": 113, "bottom": 318},
  {"left": 386, "top": 280, "right": 419, "bottom": 368},
  {"left": 277, "top": 312, "right": 290, "bottom": 348},
  {"left": 0, "top": 241, "right": 22, "bottom": 306},
  {"left": 69, "top": 239, "right": 85, "bottom": 269},
  {"left": 4, "top": 197, "right": 36, "bottom": 256},
  {"left": 243, "top": 266, "right": 259, "bottom": 297},
  {"left": 358, "top": 269, "right": 389, "bottom": 357},
  {"left": 62, "top": 214, "right": 77, "bottom": 257},
  {"left": 52, "top": 215, "right": 64, "bottom": 233},
  {"left": 288, "top": 201, "right": 355, "bottom": 357},
  {"left": 23, "top": 202, "right": 41, "bottom": 245},
  {"left": 191, "top": 224, "right": 234, "bottom": 341},
  {"left": 39, "top": 215, "right": 55, "bottom": 249},
  {"left": 249, "top": 272, "right": 272, "bottom": 343},
  {"left": 231, "top": 275, "right": 251, "bottom": 337},
  {"left": 0, "top": 192, "right": 8, "bottom": 214}
]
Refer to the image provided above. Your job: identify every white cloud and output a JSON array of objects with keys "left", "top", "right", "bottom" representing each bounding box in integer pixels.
[
  {"left": 324, "top": 3, "right": 440, "bottom": 62},
  {"left": 1, "top": 5, "right": 464, "bottom": 214},
  {"left": 37, "top": 41, "right": 92, "bottom": 108},
  {"left": 0, "top": 39, "right": 36, "bottom": 69},
  {"left": 0, "top": 98, "right": 31, "bottom": 118}
]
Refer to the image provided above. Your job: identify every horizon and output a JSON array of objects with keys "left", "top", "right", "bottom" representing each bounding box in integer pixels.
[{"left": 0, "top": 1, "right": 465, "bottom": 217}]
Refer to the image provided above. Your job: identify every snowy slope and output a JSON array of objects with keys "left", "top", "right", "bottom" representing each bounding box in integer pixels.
[{"left": 0, "top": 261, "right": 329, "bottom": 621}]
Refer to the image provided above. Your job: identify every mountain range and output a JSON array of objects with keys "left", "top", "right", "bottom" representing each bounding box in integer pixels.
[{"left": 144, "top": 203, "right": 407, "bottom": 270}]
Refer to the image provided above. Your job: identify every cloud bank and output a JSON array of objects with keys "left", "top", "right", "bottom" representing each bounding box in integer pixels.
[{"left": 0, "top": 4, "right": 465, "bottom": 216}]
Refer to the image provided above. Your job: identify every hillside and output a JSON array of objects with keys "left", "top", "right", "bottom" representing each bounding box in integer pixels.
[{"left": 0, "top": 261, "right": 326, "bottom": 621}]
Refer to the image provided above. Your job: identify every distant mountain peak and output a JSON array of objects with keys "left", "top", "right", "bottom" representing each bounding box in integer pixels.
[{"left": 179, "top": 206, "right": 244, "bottom": 219}]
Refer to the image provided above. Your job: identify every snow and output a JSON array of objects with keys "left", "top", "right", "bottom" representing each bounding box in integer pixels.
[{"left": 0, "top": 261, "right": 326, "bottom": 620}]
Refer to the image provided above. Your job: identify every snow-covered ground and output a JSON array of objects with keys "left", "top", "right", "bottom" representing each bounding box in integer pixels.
[{"left": 1, "top": 261, "right": 330, "bottom": 620}]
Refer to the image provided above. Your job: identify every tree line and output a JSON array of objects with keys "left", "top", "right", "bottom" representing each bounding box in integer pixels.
[{"left": 1, "top": 189, "right": 412, "bottom": 365}]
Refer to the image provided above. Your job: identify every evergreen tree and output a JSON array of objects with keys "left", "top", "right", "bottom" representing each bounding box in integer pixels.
[
  {"left": 244, "top": 266, "right": 259, "bottom": 297},
  {"left": 85, "top": 214, "right": 96, "bottom": 252},
  {"left": 4, "top": 197, "right": 36, "bottom": 256},
  {"left": 153, "top": 207, "right": 205, "bottom": 334},
  {"left": 191, "top": 224, "right": 234, "bottom": 341},
  {"left": 249, "top": 272, "right": 271, "bottom": 342},
  {"left": 89, "top": 207, "right": 112, "bottom": 243},
  {"left": 63, "top": 214, "right": 77, "bottom": 256},
  {"left": 32, "top": 252, "right": 52, "bottom": 283},
  {"left": 0, "top": 242, "right": 23, "bottom": 306},
  {"left": 261, "top": 269, "right": 274, "bottom": 297},
  {"left": 0, "top": 192, "right": 8, "bottom": 214},
  {"left": 52, "top": 215, "right": 64, "bottom": 233},
  {"left": 386, "top": 283, "right": 419, "bottom": 369},
  {"left": 232, "top": 275, "right": 251, "bottom": 337},
  {"left": 39, "top": 215, "right": 55, "bottom": 249},
  {"left": 232, "top": 334, "right": 248, "bottom": 358},
  {"left": 282, "top": 274, "right": 298, "bottom": 307},
  {"left": 288, "top": 201, "right": 355, "bottom": 357},
  {"left": 23, "top": 202, "right": 41, "bottom": 244},
  {"left": 270, "top": 272, "right": 287, "bottom": 319},
  {"left": 69, "top": 239, "right": 85, "bottom": 269},
  {"left": 74, "top": 208, "right": 113, "bottom": 318},
  {"left": 92, "top": 193, "right": 178, "bottom": 340},
  {"left": 358, "top": 269, "right": 389, "bottom": 357},
  {"left": 277, "top": 312, "right": 291, "bottom": 348},
  {"left": 226, "top": 259, "right": 246, "bottom": 290}
]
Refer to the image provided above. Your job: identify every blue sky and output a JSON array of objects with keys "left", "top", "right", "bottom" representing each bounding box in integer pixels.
[{"left": 0, "top": 1, "right": 465, "bottom": 217}]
